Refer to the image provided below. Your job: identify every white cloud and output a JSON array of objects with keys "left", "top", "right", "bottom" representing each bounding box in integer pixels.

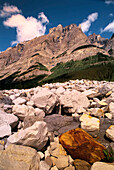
[
  {"left": 0, "top": 3, "right": 21, "bottom": 17},
  {"left": 3, "top": 12, "right": 49, "bottom": 45},
  {"left": 101, "top": 20, "right": 114, "bottom": 33},
  {"left": 105, "top": 0, "right": 114, "bottom": 4},
  {"left": 81, "top": 12, "right": 98, "bottom": 33},
  {"left": 109, "top": 13, "right": 113, "bottom": 17}
]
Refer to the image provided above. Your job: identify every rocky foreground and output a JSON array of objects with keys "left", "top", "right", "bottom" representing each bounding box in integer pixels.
[{"left": 0, "top": 79, "right": 114, "bottom": 170}]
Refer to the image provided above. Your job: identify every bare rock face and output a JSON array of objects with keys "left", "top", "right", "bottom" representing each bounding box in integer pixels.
[
  {"left": 0, "top": 144, "right": 40, "bottom": 170},
  {"left": 104, "top": 33, "right": 114, "bottom": 56},
  {"left": 59, "top": 128, "right": 106, "bottom": 163},
  {"left": 88, "top": 33, "right": 108, "bottom": 48}
]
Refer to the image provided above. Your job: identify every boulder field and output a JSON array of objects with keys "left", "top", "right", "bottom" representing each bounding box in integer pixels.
[{"left": 0, "top": 79, "right": 114, "bottom": 169}]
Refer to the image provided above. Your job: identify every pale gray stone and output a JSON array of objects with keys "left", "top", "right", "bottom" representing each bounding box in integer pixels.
[
  {"left": 40, "top": 161, "right": 50, "bottom": 170},
  {"left": 6, "top": 121, "right": 48, "bottom": 150},
  {"left": 109, "top": 102, "right": 114, "bottom": 118},
  {"left": 60, "top": 90, "right": 90, "bottom": 114},
  {"left": 0, "top": 110, "right": 18, "bottom": 129},
  {"left": 13, "top": 97, "right": 26, "bottom": 105},
  {"left": 0, "top": 144, "right": 40, "bottom": 170},
  {"left": 55, "top": 156, "right": 69, "bottom": 169},
  {"left": 32, "top": 88, "right": 59, "bottom": 114},
  {"left": 12, "top": 104, "right": 35, "bottom": 120},
  {"left": 106, "top": 125, "right": 114, "bottom": 141},
  {"left": 90, "top": 162, "right": 114, "bottom": 170},
  {"left": 0, "top": 120, "right": 11, "bottom": 138}
]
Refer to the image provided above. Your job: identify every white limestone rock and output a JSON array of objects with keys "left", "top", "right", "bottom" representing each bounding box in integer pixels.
[
  {"left": 0, "top": 144, "right": 40, "bottom": 170},
  {"left": 40, "top": 161, "right": 50, "bottom": 170},
  {"left": 6, "top": 121, "right": 48, "bottom": 150},
  {"left": 32, "top": 88, "right": 59, "bottom": 114},
  {"left": 13, "top": 97, "right": 26, "bottom": 105},
  {"left": 59, "top": 90, "right": 90, "bottom": 114},
  {"left": 80, "top": 114, "right": 100, "bottom": 132},
  {"left": 106, "top": 125, "right": 114, "bottom": 141},
  {"left": 109, "top": 102, "right": 114, "bottom": 118},
  {"left": 12, "top": 104, "right": 35, "bottom": 120},
  {"left": 0, "top": 120, "right": 11, "bottom": 138},
  {"left": 105, "top": 113, "right": 112, "bottom": 119},
  {"left": 91, "top": 162, "right": 114, "bottom": 170},
  {"left": 55, "top": 156, "right": 69, "bottom": 169},
  {"left": 0, "top": 110, "right": 18, "bottom": 129}
]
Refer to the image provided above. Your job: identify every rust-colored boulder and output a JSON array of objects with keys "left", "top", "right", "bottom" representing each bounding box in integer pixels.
[{"left": 59, "top": 128, "right": 106, "bottom": 163}]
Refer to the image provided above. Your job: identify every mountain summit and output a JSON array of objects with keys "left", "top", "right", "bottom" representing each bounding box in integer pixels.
[{"left": 0, "top": 24, "right": 113, "bottom": 89}]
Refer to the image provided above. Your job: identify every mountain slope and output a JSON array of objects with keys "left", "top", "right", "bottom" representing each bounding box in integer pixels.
[{"left": 0, "top": 24, "right": 112, "bottom": 89}]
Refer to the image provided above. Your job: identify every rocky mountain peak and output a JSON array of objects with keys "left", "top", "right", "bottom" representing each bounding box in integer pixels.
[
  {"left": 111, "top": 33, "right": 114, "bottom": 40},
  {"left": 88, "top": 33, "right": 108, "bottom": 47}
]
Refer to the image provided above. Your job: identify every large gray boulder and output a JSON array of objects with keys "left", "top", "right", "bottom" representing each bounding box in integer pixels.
[
  {"left": 59, "top": 90, "right": 90, "bottom": 113},
  {"left": 6, "top": 121, "right": 48, "bottom": 150},
  {"left": 0, "top": 144, "right": 40, "bottom": 170},
  {"left": 0, "top": 92, "right": 13, "bottom": 105},
  {"left": 44, "top": 114, "right": 79, "bottom": 135},
  {"left": 32, "top": 88, "right": 59, "bottom": 114}
]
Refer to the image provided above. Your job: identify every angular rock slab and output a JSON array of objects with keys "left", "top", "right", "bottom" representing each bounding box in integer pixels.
[
  {"left": 0, "top": 144, "right": 40, "bottom": 170},
  {"left": 12, "top": 105, "right": 35, "bottom": 120},
  {"left": 0, "top": 120, "right": 11, "bottom": 138},
  {"left": 0, "top": 110, "right": 18, "bottom": 129},
  {"left": 13, "top": 97, "right": 26, "bottom": 105},
  {"left": 106, "top": 125, "right": 114, "bottom": 141},
  {"left": 6, "top": 121, "right": 48, "bottom": 150},
  {"left": 32, "top": 88, "right": 59, "bottom": 114},
  {"left": 59, "top": 90, "right": 90, "bottom": 113},
  {"left": 80, "top": 114, "right": 100, "bottom": 136},
  {"left": 109, "top": 102, "right": 114, "bottom": 118},
  {"left": 59, "top": 128, "right": 106, "bottom": 163},
  {"left": 91, "top": 162, "right": 114, "bottom": 170}
]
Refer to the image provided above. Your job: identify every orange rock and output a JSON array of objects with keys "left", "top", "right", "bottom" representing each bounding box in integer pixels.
[{"left": 59, "top": 128, "right": 106, "bottom": 163}]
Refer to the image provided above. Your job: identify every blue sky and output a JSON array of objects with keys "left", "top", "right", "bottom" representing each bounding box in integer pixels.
[{"left": 0, "top": 0, "right": 114, "bottom": 51}]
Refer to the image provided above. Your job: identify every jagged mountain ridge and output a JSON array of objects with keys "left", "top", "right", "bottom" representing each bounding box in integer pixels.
[
  {"left": 0, "top": 24, "right": 113, "bottom": 89},
  {"left": 88, "top": 33, "right": 108, "bottom": 47},
  {"left": 104, "top": 33, "right": 114, "bottom": 56}
]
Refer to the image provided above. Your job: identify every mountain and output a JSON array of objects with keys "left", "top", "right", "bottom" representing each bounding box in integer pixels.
[
  {"left": 104, "top": 33, "right": 114, "bottom": 56},
  {"left": 0, "top": 24, "right": 112, "bottom": 89},
  {"left": 88, "top": 33, "right": 108, "bottom": 47}
]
